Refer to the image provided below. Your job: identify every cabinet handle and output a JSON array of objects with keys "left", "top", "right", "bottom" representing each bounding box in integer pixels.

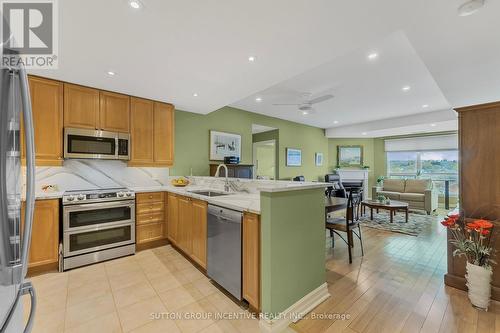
[{"left": 149, "top": 195, "right": 153, "bottom": 199}]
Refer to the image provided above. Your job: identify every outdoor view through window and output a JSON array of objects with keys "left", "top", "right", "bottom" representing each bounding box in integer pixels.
[{"left": 387, "top": 150, "right": 458, "bottom": 196}]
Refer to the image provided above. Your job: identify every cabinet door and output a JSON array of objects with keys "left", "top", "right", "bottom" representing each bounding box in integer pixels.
[
  {"left": 243, "top": 212, "right": 260, "bottom": 310},
  {"left": 22, "top": 77, "right": 63, "bottom": 166},
  {"left": 64, "top": 83, "right": 99, "bottom": 129},
  {"left": 191, "top": 199, "right": 207, "bottom": 268},
  {"left": 153, "top": 102, "right": 174, "bottom": 165},
  {"left": 22, "top": 200, "right": 60, "bottom": 268},
  {"left": 99, "top": 91, "right": 130, "bottom": 132},
  {"left": 177, "top": 196, "right": 193, "bottom": 254},
  {"left": 129, "top": 97, "right": 154, "bottom": 165},
  {"left": 167, "top": 193, "right": 179, "bottom": 244}
]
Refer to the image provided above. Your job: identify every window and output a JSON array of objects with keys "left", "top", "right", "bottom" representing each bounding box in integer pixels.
[{"left": 387, "top": 150, "right": 459, "bottom": 196}]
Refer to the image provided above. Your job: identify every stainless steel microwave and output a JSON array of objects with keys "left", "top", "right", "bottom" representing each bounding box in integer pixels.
[{"left": 64, "top": 128, "right": 130, "bottom": 160}]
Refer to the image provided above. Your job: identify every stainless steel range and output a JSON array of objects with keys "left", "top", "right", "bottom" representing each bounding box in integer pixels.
[{"left": 62, "top": 188, "right": 136, "bottom": 270}]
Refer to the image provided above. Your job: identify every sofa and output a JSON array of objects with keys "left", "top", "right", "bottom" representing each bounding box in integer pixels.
[{"left": 372, "top": 178, "right": 438, "bottom": 214}]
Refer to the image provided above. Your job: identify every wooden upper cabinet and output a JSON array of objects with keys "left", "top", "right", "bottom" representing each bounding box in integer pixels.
[
  {"left": 99, "top": 91, "right": 130, "bottom": 132},
  {"left": 191, "top": 199, "right": 207, "bottom": 269},
  {"left": 22, "top": 76, "right": 63, "bottom": 166},
  {"left": 64, "top": 83, "right": 99, "bottom": 129},
  {"left": 129, "top": 97, "right": 154, "bottom": 165},
  {"left": 153, "top": 102, "right": 174, "bottom": 166}
]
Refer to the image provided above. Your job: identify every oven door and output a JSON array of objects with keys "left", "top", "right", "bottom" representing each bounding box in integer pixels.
[
  {"left": 64, "top": 128, "right": 118, "bottom": 159},
  {"left": 63, "top": 200, "right": 135, "bottom": 232},
  {"left": 63, "top": 221, "right": 135, "bottom": 257}
]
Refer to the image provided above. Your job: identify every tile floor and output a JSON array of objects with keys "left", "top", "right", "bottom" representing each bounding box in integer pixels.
[{"left": 25, "top": 246, "right": 267, "bottom": 333}]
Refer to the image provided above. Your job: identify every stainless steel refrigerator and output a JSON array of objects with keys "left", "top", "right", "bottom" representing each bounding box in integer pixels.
[{"left": 0, "top": 47, "right": 37, "bottom": 332}]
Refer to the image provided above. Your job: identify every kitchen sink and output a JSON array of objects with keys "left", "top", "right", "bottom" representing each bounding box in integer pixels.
[{"left": 188, "top": 190, "right": 231, "bottom": 197}]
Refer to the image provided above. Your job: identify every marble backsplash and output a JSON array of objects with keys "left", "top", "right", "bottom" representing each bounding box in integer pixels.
[{"left": 27, "top": 160, "right": 170, "bottom": 193}]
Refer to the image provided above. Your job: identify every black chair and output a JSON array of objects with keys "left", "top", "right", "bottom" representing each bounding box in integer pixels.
[
  {"left": 342, "top": 180, "right": 364, "bottom": 219},
  {"left": 324, "top": 174, "right": 347, "bottom": 198},
  {"left": 293, "top": 176, "right": 305, "bottom": 181},
  {"left": 325, "top": 189, "right": 364, "bottom": 264}
]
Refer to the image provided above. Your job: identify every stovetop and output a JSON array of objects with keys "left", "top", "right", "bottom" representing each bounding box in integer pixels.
[{"left": 62, "top": 187, "right": 135, "bottom": 205}]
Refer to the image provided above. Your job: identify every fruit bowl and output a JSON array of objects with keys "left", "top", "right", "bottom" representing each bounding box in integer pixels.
[{"left": 171, "top": 178, "right": 190, "bottom": 187}]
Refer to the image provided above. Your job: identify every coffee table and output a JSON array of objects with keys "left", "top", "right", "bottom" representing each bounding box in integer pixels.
[{"left": 361, "top": 200, "right": 409, "bottom": 223}]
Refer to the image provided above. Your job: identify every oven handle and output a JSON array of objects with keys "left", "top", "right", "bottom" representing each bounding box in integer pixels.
[
  {"left": 63, "top": 218, "right": 136, "bottom": 233},
  {"left": 63, "top": 200, "right": 135, "bottom": 210},
  {"left": 64, "top": 220, "right": 135, "bottom": 235}
]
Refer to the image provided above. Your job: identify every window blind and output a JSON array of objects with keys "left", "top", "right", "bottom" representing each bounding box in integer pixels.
[{"left": 385, "top": 134, "right": 458, "bottom": 152}]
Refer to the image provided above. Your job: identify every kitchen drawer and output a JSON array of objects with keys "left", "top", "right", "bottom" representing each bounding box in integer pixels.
[
  {"left": 137, "top": 202, "right": 164, "bottom": 215},
  {"left": 137, "top": 222, "right": 165, "bottom": 244},
  {"left": 137, "top": 212, "right": 164, "bottom": 225},
  {"left": 136, "top": 192, "right": 165, "bottom": 203}
]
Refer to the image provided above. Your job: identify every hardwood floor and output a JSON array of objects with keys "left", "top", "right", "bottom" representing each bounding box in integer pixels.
[{"left": 292, "top": 213, "right": 500, "bottom": 333}]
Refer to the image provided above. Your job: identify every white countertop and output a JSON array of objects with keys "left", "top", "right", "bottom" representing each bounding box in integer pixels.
[
  {"left": 30, "top": 177, "right": 329, "bottom": 214},
  {"left": 131, "top": 185, "right": 261, "bottom": 214}
]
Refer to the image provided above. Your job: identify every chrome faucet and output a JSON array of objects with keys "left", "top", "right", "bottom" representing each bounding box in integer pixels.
[{"left": 215, "top": 164, "right": 230, "bottom": 192}]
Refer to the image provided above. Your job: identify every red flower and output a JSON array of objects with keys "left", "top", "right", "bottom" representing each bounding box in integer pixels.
[
  {"left": 441, "top": 218, "right": 457, "bottom": 227},
  {"left": 481, "top": 229, "right": 490, "bottom": 236},
  {"left": 448, "top": 214, "right": 460, "bottom": 220},
  {"left": 466, "top": 222, "right": 478, "bottom": 230},
  {"left": 474, "top": 219, "right": 493, "bottom": 229}
]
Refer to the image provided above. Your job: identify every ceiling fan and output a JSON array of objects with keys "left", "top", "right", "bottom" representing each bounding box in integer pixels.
[{"left": 272, "top": 93, "right": 334, "bottom": 115}]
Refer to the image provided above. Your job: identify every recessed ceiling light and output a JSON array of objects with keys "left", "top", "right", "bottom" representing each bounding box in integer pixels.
[
  {"left": 333, "top": 120, "right": 339, "bottom": 124},
  {"left": 129, "top": 0, "right": 143, "bottom": 9},
  {"left": 255, "top": 97, "right": 262, "bottom": 102},
  {"left": 422, "top": 104, "right": 429, "bottom": 108},
  {"left": 402, "top": 86, "right": 411, "bottom": 92},
  {"left": 362, "top": 132, "right": 367, "bottom": 135},
  {"left": 430, "top": 123, "right": 437, "bottom": 127},
  {"left": 367, "top": 52, "right": 378, "bottom": 60},
  {"left": 248, "top": 56, "right": 256, "bottom": 62},
  {"left": 302, "top": 111, "right": 309, "bottom": 115},
  {"left": 107, "top": 71, "right": 115, "bottom": 76},
  {"left": 193, "top": 93, "right": 198, "bottom": 97},
  {"left": 458, "top": 0, "right": 485, "bottom": 16}
]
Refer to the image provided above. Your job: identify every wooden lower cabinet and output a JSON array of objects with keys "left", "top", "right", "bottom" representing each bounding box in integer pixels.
[
  {"left": 191, "top": 199, "right": 207, "bottom": 269},
  {"left": 167, "top": 193, "right": 179, "bottom": 245},
  {"left": 22, "top": 199, "right": 60, "bottom": 273},
  {"left": 167, "top": 193, "right": 207, "bottom": 269},
  {"left": 136, "top": 192, "right": 167, "bottom": 247},
  {"left": 243, "top": 212, "right": 260, "bottom": 310}
]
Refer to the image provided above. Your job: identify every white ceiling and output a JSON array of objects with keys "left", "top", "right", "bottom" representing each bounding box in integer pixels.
[
  {"left": 29, "top": 0, "right": 500, "bottom": 130},
  {"left": 232, "top": 31, "right": 453, "bottom": 128}
]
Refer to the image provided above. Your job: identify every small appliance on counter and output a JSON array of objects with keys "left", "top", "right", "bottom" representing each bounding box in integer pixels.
[
  {"left": 224, "top": 156, "right": 240, "bottom": 165},
  {"left": 62, "top": 188, "right": 136, "bottom": 270}
]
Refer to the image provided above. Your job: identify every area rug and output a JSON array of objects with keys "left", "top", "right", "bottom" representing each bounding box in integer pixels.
[{"left": 358, "top": 211, "right": 436, "bottom": 236}]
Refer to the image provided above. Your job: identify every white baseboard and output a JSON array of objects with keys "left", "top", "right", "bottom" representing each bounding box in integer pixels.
[{"left": 259, "top": 283, "right": 330, "bottom": 333}]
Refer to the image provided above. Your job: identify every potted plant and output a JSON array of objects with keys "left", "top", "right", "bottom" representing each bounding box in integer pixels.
[
  {"left": 377, "top": 194, "right": 385, "bottom": 203},
  {"left": 441, "top": 214, "right": 495, "bottom": 310},
  {"left": 362, "top": 165, "right": 370, "bottom": 169},
  {"left": 376, "top": 176, "right": 384, "bottom": 187}
]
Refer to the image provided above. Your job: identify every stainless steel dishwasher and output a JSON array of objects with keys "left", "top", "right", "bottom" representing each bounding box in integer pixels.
[{"left": 207, "top": 204, "right": 243, "bottom": 300}]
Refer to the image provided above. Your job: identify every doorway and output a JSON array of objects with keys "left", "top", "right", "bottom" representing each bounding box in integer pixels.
[{"left": 253, "top": 140, "right": 276, "bottom": 180}]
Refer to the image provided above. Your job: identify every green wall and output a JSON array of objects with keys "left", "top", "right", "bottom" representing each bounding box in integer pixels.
[
  {"left": 260, "top": 188, "right": 326, "bottom": 316},
  {"left": 171, "top": 107, "right": 329, "bottom": 181}
]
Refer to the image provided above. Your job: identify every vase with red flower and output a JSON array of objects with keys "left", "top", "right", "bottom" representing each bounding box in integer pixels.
[{"left": 441, "top": 215, "right": 495, "bottom": 310}]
